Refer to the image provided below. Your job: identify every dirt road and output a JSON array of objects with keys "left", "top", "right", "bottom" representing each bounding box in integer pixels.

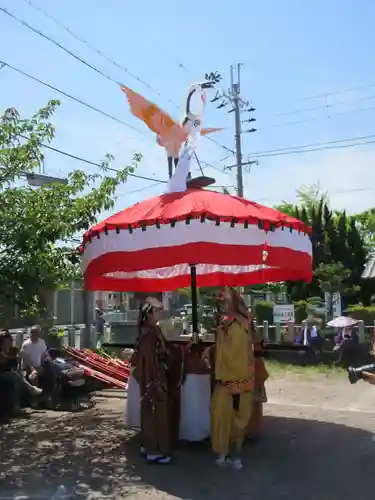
[{"left": 1, "top": 372, "right": 375, "bottom": 500}]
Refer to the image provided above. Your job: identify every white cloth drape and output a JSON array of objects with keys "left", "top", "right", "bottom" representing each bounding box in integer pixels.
[
  {"left": 125, "top": 370, "right": 141, "bottom": 428},
  {"left": 179, "top": 374, "right": 211, "bottom": 441},
  {"left": 125, "top": 372, "right": 211, "bottom": 441}
]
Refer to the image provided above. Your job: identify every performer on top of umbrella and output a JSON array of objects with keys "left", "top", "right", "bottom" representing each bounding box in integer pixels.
[
  {"left": 132, "top": 297, "right": 176, "bottom": 464},
  {"left": 210, "top": 287, "right": 255, "bottom": 470}
]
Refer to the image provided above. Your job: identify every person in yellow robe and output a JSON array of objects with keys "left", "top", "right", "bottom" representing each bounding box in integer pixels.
[{"left": 210, "top": 287, "right": 254, "bottom": 470}]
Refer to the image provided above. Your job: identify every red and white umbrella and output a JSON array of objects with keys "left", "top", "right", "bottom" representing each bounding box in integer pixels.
[{"left": 81, "top": 187, "right": 312, "bottom": 292}]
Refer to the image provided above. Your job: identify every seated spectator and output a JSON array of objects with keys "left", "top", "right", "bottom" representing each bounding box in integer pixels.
[
  {"left": 20, "top": 325, "right": 54, "bottom": 387},
  {"left": 334, "top": 327, "right": 359, "bottom": 367},
  {"left": 20, "top": 325, "right": 47, "bottom": 375},
  {"left": 296, "top": 318, "right": 323, "bottom": 354},
  {"left": 0, "top": 330, "right": 42, "bottom": 415}
]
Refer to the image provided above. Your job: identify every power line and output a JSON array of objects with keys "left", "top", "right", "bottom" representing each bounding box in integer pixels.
[
  {"left": 5, "top": 56, "right": 375, "bottom": 173},
  {"left": 250, "top": 138, "right": 375, "bottom": 159},
  {"left": 255, "top": 186, "right": 375, "bottom": 204},
  {"left": 18, "top": 0, "right": 178, "bottom": 107},
  {"left": 275, "top": 93, "right": 375, "bottom": 118},
  {"left": 0, "top": 6, "right": 123, "bottom": 86},
  {"left": 38, "top": 141, "right": 167, "bottom": 183},
  {"left": 264, "top": 103, "right": 375, "bottom": 131},
  {"left": 298, "top": 82, "right": 375, "bottom": 103},
  {"left": 1, "top": 60, "right": 144, "bottom": 135},
  {"left": 198, "top": 159, "right": 232, "bottom": 177},
  {"left": 271, "top": 81, "right": 375, "bottom": 115},
  {"left": 15, "top": 138, "right": 235, "bottom": 189},
  {"left": 204, "top": 135, "right": 235, "bottom": 155},
  {"left": 249, "top": 133, "right": 375, "bottom": 157},
  {"left": 1, "top": 60, "right": 233, "bottom": 182},
  {"left": 2, "top": 60, "right": 231, "bottom": 179},
  {"left": 1, "top": 4, "right": 234, "bottom": 157},
  {"left": 107, "top": 0, "right": 193, "bottom": 77},
  {"left": 116, "top": 182, "right": 162, "bottom": 197}
]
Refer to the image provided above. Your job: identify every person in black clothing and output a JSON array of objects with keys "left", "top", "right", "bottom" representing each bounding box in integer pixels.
[{"left": 0, "top": 330, "right": 42, "bottom": 414}]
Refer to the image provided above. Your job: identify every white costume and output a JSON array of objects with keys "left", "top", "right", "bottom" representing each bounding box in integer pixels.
[
  {"left": 125, "top": 368, "right": 141, "bottom": 428},
  {"left": 125, "top": 371, "right": 211, "bottom": 441}
]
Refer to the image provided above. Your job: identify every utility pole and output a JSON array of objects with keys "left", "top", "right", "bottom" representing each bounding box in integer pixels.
[
  {"left": 215, "top": 64, "right": 257, "bottom": 197},
  {"left": 231, "top": 64, "right": 244, "bottom": 197}
]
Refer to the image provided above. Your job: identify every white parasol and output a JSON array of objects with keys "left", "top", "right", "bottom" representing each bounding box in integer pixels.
[{"left": 326, "top": 316, "right": 359, "bottom": 328}]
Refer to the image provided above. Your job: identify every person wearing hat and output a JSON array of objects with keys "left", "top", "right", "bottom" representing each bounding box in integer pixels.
[
  {"left": 210, "top": 287, "right": 255, "bottom": 470},
  {"left": 296, "top": 317, "right": 323, "bottom": 360},
  {"left": 132, "top": 297, "right": 179, "bottom": 464}
]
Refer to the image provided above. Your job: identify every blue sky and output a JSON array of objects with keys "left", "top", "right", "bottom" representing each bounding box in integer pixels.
[{"left": 1, "top": 0, "right": 375, "bottom": 216}]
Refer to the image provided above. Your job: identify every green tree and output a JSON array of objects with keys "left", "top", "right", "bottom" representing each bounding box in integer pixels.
[
  {"left": 353, "top": 208, "right": 375, "bottom": 248},
  {"left": 314, "top": 262, "right": 355, "bottom": 318},
  {"left": 296, "top": 182, "right": 329, "bottom": 211},
  {"left": 0, "top": 101, "right": 140, "bottom": 321},
  {"left": 277, "top": 187, "right": 370, "bottom": 306}
]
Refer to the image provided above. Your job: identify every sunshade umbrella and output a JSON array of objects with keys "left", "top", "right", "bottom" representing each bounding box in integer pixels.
[
  {"left": 80, "top": 186, "right": 312, "bottom": 331},
  {"left": 326, "top": 316, "right": 359, "bottom": 328}
]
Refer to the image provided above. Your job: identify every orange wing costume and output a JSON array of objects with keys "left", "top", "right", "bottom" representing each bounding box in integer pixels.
[
  {"left": 121, "top": 85, "right": 188, "bottom": 158},
  {"left": 121, "top": 85, "right": 224, "bottom": 158}
]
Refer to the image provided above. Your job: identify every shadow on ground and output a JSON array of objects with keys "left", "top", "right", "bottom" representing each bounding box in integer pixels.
[{"left": 0, "top": 406, "right": 374, "bottom": 500}]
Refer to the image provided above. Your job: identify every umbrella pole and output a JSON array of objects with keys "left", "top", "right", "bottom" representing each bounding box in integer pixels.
[
  {"left": 168, "top": 156, "right": 173, "bottom": 179},
  {"left": 190, "top": 264, "right": 199, "bottom": 338}
]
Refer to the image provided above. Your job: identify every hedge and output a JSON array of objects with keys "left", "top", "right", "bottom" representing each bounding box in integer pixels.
[
  {"left": 293, "top": 300, "right": 307, "bottom": 324},
  {"left": 254, "top": 301, "right": 273, "bottom": 324},
  {"left": 346, "top": 305, "right": 375, "bottom": 324}
]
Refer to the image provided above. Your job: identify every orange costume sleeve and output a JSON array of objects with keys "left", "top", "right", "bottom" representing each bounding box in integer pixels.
[{"left": 253, "top": 341, "right": 269, "bottom": 388}]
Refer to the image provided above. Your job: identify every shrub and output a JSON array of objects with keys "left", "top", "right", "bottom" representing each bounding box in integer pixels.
[
  {"left": 346, "top": 305, "right": 375, "bottom": 324},
  {"left": 254, "top": 301, "right": 273, "bottom": 324}
]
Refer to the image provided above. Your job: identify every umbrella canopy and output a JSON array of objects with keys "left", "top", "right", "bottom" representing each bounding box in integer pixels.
[
  {"left": 326, "top": 316, "right": 359, "bottom": 328},
  {"left": 81, "top": 187, "right": 312, "bottom": 291}
]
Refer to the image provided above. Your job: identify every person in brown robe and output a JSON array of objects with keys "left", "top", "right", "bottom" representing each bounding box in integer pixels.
[{"left": 133, "top": 297, "right": 179, "bottom": 464}]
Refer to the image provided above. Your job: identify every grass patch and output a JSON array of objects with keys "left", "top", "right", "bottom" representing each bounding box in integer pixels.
[{"left": 265, "top": 359, "right": 345, "bottom": 378}]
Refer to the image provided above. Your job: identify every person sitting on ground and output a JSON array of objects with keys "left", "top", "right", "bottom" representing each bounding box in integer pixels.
[
  {"left": 20, "top": 325, "right": 47, "bottom": 379},
  {"left": 21, "top": 325, "right": 56, "bottom": 387},
  {"left": 0, "top": 330, "right": 42, "bottom": 414}
]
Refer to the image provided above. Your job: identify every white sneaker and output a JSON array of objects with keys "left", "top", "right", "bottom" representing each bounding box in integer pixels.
[
  {"left": 146, "top": 454, "right": 171, "bottom": 464},
  {"left": 216, "top": 455, "right": 231, "bottom": 466},
  {"left": 29, "top": 386, "right": 43, "bottom": 396},
  {"left": 232, "top": 458, "right": 244, "bottom": 470}
]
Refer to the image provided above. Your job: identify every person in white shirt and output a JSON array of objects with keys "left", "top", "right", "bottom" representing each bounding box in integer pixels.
[{"left": 20, "top": 325, "right": 47, "bottom": 385}]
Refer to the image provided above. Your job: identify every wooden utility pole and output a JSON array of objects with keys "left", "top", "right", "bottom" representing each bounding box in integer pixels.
[{"left": 223, "top": 64, "right": 257, "bottom": 197}]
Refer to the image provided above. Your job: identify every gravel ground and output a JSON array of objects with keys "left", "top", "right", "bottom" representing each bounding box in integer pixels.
[{"left": 1, "top": 372, "right": 375, "bottom": 500}]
